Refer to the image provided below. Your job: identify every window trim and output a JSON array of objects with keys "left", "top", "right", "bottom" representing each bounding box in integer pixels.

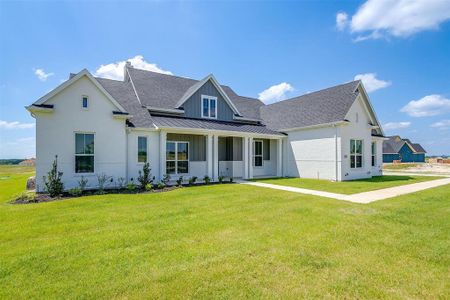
[
  {"left": 371, "top": 141, "right": 376, "bottom": 167},
  {"left": 82, "top": 95, "right": 89, "bottom": 110},
  {"left": 350, "top": 139, "right": 363, "bottom": 169},
  {"left": 137, "top": 136, "right": 148, "bottom": 164},
  {"left": 166, "top": 141, "right": 190, "bottom": 175},
  {"left": 200, "top": 95, "right": 218, "bottom": 119},
  {"left": 253, "top": 139, "right": 264, "bottom": 168},
  {"left": 74, "top": 132, "right": 95, "bottom": 174}
]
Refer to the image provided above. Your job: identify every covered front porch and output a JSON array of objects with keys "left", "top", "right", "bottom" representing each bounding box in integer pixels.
[{"left": 158, "top": 131, "right": 283, "bottom": 181}]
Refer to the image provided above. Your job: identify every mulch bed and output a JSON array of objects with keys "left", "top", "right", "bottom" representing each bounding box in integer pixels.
[{"left": 12, "top": 181, "right": 235, "bottom": 204}]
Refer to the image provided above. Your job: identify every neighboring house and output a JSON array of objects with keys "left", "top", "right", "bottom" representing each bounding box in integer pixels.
[
  {"left": 382, "top": 136, "right": 426, "bottom": 163},
  {"left": 27, "top": 63, "right": 385, "bottom": 191},
  {"left": 18, "top": 158, "right": 36, "bottom": 167}
]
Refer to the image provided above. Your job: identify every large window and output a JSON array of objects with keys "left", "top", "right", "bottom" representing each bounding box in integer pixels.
[
  {"left": 166, "top": 141, "right": 189, "bottom": 174},
  {"left": 253, "top": 140, "right": 263, "bottom": 167},
  {"left": 138, "top": 136, "right": 147, "bottom": 163},
  {"left": 350, "top": 139, "right": 363, "bottom": 169},
  {"left": 201, "top": 95, "right": 217, "bottom": 119},
  {"left": 75, "top": 133, "right": 94, "bottom": 173},
  {"left": 371, "top": 142, "right": 376, "bottom": 167}
]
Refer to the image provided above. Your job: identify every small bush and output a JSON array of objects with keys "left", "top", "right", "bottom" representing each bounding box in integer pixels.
[
  {"left": 15, "top": 191, "right": 37, "bottom": 203},
  {"left": 77, "top": 176, "right": 88, "bottom": 191},
  {"left": 176, "top": 176, "right": 183, "bottom": 187},
  {"left": 68, "top": 187, "right": 82, "bottom": 197},
  {"left": 127, "top": 183, "right": 136, "bottom": 192},
  {"left": 203, "top": 175, "right": 211, "bottom": 185},
  {"left": 117, "top": 177, "right": 126, "bottom": 189},
  {"left": 218, "top": 175, "right": 225, "bottom": 183},
  {"left": 43, "top": 155, "right": 64, "bottom": 198},
  {"left": 188, "top": 176, "right": 198, "bottom": 186},
  {"left": 157, "top": 182, "right": 166, "bottom": 189},
  {"left": 138, "top": 163, "right": 153, "bottom": 188},
  {"left": 229, "top": 177, "right": 233, "bottom": 183},
  {"left": 97, "top": 173, "right": 112, "bottom": 193},
  {"left": 145, "top": 183, "right": 153, "bottom": 191},
  {"left": 162, "top": 174, "right": 171, "bottom": 185}
]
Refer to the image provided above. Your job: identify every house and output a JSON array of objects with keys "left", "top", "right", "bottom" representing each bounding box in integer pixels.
[
  {"left": 382, "top": 136, "right": 426, "bottom": 163},
  {"left": 26, "top": 63, "right": 385, "bottom": 191}
]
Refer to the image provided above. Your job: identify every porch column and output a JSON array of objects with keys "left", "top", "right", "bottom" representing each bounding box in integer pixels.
[
  {"left": 243, "top": 137, "right": 249, "bottom": 179},
  {"left": 207, "top": 134, "right": 213, "bottom": 179},
  {"left": 248, "top": 137, "right": 253, "bottom": 179},
  {"left": 159, "top": 131, "right": 167, "bottom": 181},
  {"left": 213, "top": 135, "right": 219, "bottom": 181},
  {"left": 242, "top": 137, "right": 248, "bottom": 179},
  {"left": 277, "top": 139, "right": 282, "bottom": 177}
]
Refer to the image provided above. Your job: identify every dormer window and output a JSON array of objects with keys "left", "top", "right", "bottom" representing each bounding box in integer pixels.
[
  {"left": 201, "top": 95, "right": 217, "bottom": 119},
  {"left": 82, "top": 96, "right": 88, "bottom": 109}
]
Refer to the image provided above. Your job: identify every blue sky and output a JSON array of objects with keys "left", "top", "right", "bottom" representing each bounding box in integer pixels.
[{"left": 1, "top": 0, "right": 450, "bottom": 158}]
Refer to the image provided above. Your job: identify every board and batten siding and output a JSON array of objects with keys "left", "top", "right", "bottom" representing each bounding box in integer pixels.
[
  {"left": 167, "top": 133, "right": 206, "bottom": 161},
  {"left": 181, "top": 80, "right": 235, "bottom": 121}
]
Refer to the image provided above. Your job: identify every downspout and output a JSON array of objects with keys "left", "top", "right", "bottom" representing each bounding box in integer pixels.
[
  {"left": 334, "top": 124, "right": 338, "bottom": 181},
  {"left": 125, "top": 127, "right": 129, "bottom": 182}
]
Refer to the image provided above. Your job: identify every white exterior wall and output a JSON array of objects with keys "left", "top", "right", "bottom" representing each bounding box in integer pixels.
[
  {"left": 127, "top": 129, "right": 160, "bottom": 183},
  {"left": 371, "top": 138, "right": 384, "bottom": 176},
  {"left": 285, "top": 126, "right": 341, "bottom": 181},
  {"left": 340, "top": 95, "right": 376, "bottom": 180},
  {"left": 252, "top": 139, "right": 277, "bottom": 177},
  {"left": 35, "top": 76, "right": 127, "bottom": 191}
]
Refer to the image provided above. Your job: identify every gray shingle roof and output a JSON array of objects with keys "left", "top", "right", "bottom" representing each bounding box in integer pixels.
[
  {"left": 260, "top": 81, "right": 361, "bottom": 130},
  {"left": 382, "top": 136, "right": 426, "bottom": 154},
  {"left": 152, "top": 115, "right": 284, "bottom": 136},
  {"left": 96, "top": 77, "right": 155, "bottom": 128},
  {"left": 411, "top": 143, "right": 426, "bottom": 153}
]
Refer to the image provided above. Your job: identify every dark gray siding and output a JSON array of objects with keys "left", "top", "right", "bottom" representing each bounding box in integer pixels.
[
  {"left": 182, "top": 80, "right": 235, "bottom": 121},
  {"left": 167, "top": 133, "right": 206, "bottom": 161}
]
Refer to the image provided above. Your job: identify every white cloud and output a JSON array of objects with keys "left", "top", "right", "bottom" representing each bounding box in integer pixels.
[
  {"left": 336, "top": 12, "right": 349, "bottom": 31},
  {"left": 338, "top": 0, "right": 450, "bottom": 40},
  {"left": 383, "top": 121, "right": 411, "bottom": 131},
  {"left": 431, "top": 119, "right": 450, "bottom": 130},
  {"left": 95, "top": 55, "right": 172, "bottom": 80},
  {"left": 400, "top": 94, "right": 450, "bottom": 117},
  {"left": 258, "top": 82, "right": 294, "bottom": 104},
  {"left": 354, "top": 73, "right": 391, "bottom": 93},
  {"left": 0, "top": 120, "right": 35, "bottom": 129},
  {"left": 34, "top": 68, "right": 54, "bottom": 81}
]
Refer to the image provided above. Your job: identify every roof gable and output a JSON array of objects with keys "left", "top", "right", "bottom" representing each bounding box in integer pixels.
[
  {"left": 350, "top": 82, "right": 384, "bottom": 136},
  {"left": 34, "top": 69, "right": 127, "bottom": 113},
  {"left": 175, "top": 74, "right": 241, "bottom": 115}
]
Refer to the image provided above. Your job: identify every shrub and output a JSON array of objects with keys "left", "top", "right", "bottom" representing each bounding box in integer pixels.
[
  {"left": 43, "top": 155, "right": 64, "bottom": 198},
  {"left": 15, "top": 191, "right": 37, "bottom": 203},
  {"left": 97, "top": 173, "right": 111, "bottom": 194},
  {"left": 218, "top": 175, "right": 225, "bottom": 183},
  {"left": 203, "top": 175, "right": 211, "bottom": 185},
  {"left": 68, "top": 187, "right": 82, "bottom": 197},
  {"left": 188, "top": 176, "right": 198, "bottom": 186},
  {"left": 126, "top": 182, "right": 136, "bottom": 192},
  {"left": 145, "top": 183, "right": 153, "bottom": 191},
  {"left": 138, "top": 163, "right": 153, "bottom": 188},
  {"left": 117, "top": 177, "right": 126, "bottom": 189},
  {"left": 157, "top": 182, "right": 166, "bottom": 189},
  {"left": 162, "top": 174, "right": 171, "bottom": 185},
  {"left": 77, "top": 176, "right": 88, "bottom": 191},
  {"left": 229, "top": 177, "right": 233, "bottom": 183},
  {"left": 176, "top": 176, "right": 183, "bottom": 187}
]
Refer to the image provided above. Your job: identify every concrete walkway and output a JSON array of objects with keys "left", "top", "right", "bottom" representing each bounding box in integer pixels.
[{"left": 239, "top": 178, "right": 450, "bottom": 204}]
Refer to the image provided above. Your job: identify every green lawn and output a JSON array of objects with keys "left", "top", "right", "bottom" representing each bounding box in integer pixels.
[
  {"left": 0, "top": 166, "right": 449, "bottom": 298},
  {"left": 252, "top": 175, "right": 441, "bottom": 194}
]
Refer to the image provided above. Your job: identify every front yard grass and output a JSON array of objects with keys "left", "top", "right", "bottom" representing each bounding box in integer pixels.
[
  {"left": 0, "top": 166, "right": 449, "bottom": 298},
  {"left": 252, "top": 175, "right": 442, "bottom": 194},
  {"left": 383, "top": 163, "right": 420, "bottom": 170}
]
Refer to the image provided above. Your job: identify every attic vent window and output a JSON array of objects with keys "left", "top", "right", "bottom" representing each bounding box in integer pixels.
[
  {"left": 82, "top": 96, "right": 88, "bottom": 109},
  {"left": 201, "top": 95, "right": 217, "bottom": 119}
]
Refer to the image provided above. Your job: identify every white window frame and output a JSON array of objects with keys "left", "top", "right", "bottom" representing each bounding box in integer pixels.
[
  {"left": 166, "top": 141, "right": 190, "bottom": 175},
  {"left": 371, "top": 141, "right": 376, "bottom": 167},
  {"left": 137, "top": 136, "right": 148, "bottom": 164},
  {"left": 75, "top": 132, "right": 95, "bottom": 174},
  {"left": 201, "top": 95, "right": 218, "bottom": 119},
  {"left": 350, "top": 139, "right": 363, "bottom": 169},
  {"left": 253, "top": 140, "right": 264, "bottom": 168},
  {"left": 82, "top": 95, "right": 89, "bottom": 110}
]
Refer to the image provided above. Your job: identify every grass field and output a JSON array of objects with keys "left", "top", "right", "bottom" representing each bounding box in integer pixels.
[
  {"left": 252, "top": 175, "right": 441, "bottom": 194},
  {"left": 383, "top": 163, "right": 419, "bottom": 170},
  {"left": 0, "top": 166, "right": 449, "bottom": 298}
]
